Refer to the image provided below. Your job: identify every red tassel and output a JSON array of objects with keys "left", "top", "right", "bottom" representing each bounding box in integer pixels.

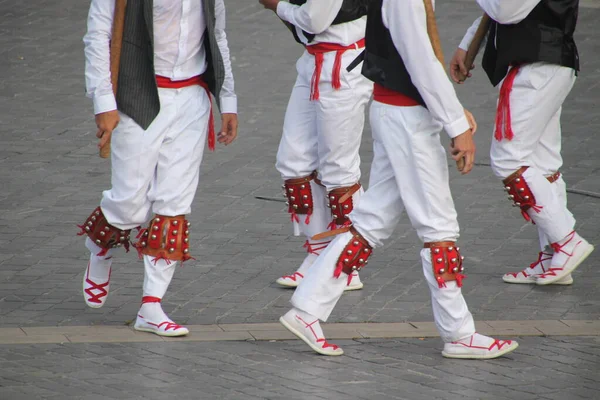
[
  {"left": 96, "top": 248, "right": 109, "bottom": 257},
  {"left": 455, "top": 274, "right": 466, "bottom": 288},
  {"left": 437, "top": 276, "right": 447, "bottom": 289},
  {"left": 332, "top": 50, "right": 343, "bottom": 90},
  {"left": 310, "top": 53, "right": 324, "bottom": 101},
  {"left": 333, "top": 261, "right": 344, "bottom": 279},
  {"left": 290, "top": 212, "right": 300, "bottom": 224},
  {"left": 207, "top": 109, "right": 215, "bottom": 152},
  {"left": 494, "top": 66, "right": 520, "bottom": 141},
  {"left": 76, "top": 225, "right": 86, "bottom": 236},
  {"left": 305, "top": 211, "right": 312, "bottom": 224},
  {"left": 327, "top": 220, "right": 337, "bottom": 231}
]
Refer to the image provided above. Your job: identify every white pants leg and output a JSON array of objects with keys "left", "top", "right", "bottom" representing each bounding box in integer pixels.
[
  {"left": 490, "top": 63, "right": 576, "bottom": 242},
  {"left": 276, "top": 48, "right": 372, "bottom": 262},
  {"left": 100, "top": 85, "right": 210, "bottom": 299},
  {"left": 101, "top": 85, "right": 210, "bottom": 229},
  {"left": 292, "top": 103, "right": 475, "bottom": 341}
]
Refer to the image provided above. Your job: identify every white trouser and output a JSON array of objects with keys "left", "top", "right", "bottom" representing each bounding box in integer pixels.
[
  {"left": 275, "top": 47, "right": 373, "bottom": 191},
  {"left": 292, "top": 103, "right": 475, "bottom": 342},
  {"left": 490, "top": 63, "right": 576, "bottom": 243},
  {"left": 101, "top": 85, "right": 211, "bottom": 230}
]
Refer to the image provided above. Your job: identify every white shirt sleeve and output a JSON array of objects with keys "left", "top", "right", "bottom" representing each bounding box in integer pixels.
[
  {"left": 215, "top": 0, "right": 237, "bottom": 114},
  {"left": 382, "top": 0, "right": 469, "bottom": 138},
  {"left": 459, "top": 16, "right": 484, "bottom": 51},
  {"left": 476, "top": 0, "right": 542, "bottom": 24},
  {"left": 83, "top": 0, "right": 117, "bottom": 115},
  {"left": 276, "top": 0, "right": 343, "bottom": 35}
]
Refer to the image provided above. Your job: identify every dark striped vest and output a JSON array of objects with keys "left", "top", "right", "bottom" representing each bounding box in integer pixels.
[{"left": 116, "top": 0, "right": 225, "bottom": 129}]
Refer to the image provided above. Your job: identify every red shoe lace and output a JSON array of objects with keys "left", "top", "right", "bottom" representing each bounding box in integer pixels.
[
  {"left": 84, "top": 263, "right": 110, "bottom": 304},
  {"left": 550, "top": 231, "right": 576, "bottom": 257},
  {"left": 453, "top": 334, "right": 511, "bottom": 351},
  {"left": 489, "top": 339, "right": 512, "bottom": 351},
  {"left": 296, "top": 315, "right": 338, "bottom": 350},
  {"left": 281, "top": 272, "right": 304, "bottom": 281},
  {"left": 303, "top": 240, "right": 330, "bottom": 255},
  {"left": 139, "top": 315, "right": 185, "bottom": 332}
]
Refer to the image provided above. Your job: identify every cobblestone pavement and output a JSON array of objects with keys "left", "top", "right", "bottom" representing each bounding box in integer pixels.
[
  {"left": 0, "top": 336, "right": 599, "bottom": 400},
  {"left": 0, "top": 0, "right": 600, "bottom": 399}
]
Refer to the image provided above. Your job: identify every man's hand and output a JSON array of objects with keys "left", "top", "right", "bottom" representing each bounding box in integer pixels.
[
  {"left": 95, "top": 110, "right": 119, "bottom": 150},
  {"left": 464, "top": 109, "right": 477, "bottom": 136},
  {"left": 218, "top": 113, "right": 238, "bottom": 146},
  {"left": 450, "top": 128, "right": 476, "bottom": 175},
  {"left": 449, "top": 48, "right": 474, "bottom": 84},
  {"left": 259, "top": 0, "right": 280, "bottom": 11}
]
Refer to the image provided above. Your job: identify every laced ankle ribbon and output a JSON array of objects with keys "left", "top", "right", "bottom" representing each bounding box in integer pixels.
[
  {"left": 84, "top": 262, "right": 111, "bottom": 305},
  {"left": 539, "top": 231, "right": 578, "bottom": 279},
  {"left": 507, "top": 250, "right": 552, "bottom": 278},
  {"left": 295, "top": 315, "right": 339, "bottom": 350}
]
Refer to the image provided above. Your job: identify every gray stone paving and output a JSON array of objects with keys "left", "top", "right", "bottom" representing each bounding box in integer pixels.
[
  {"left": 1, "top": 0, "right": 600, "bottom": 399},
  {"left": 0, "top": 0, "right": 598, "bottom": 329},
  {"left": 0, "top": 336, "right": 598, "bottom": 400}
]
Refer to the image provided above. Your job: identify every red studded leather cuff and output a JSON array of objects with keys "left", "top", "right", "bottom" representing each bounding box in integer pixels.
[
  {"left": 77, "top": 207, "right": 131, "bottom": 254},
  {"left": 135, "top": 215, "right": 192, "bottom": 262},
  {"left": 424, "top": 241, "right": 465, "bottom": 288}
]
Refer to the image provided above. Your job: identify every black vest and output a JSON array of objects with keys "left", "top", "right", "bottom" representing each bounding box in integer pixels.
[
  {"left": 116, "top": 0, "right": 224, "bottom": 130},
  {"left": 359, "top": 0, "right": 425, "bottom": 105},
  {"left": 289, "top": 0, "right": 368, "bottom": 44},
  {"left": 482, "top": 0, "right": 579, "bottom": 86}
]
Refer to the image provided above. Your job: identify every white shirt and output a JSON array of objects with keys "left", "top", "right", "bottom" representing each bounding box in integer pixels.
[
  {"left": 276, "top": 0, "right": 366, "bottom": 46},
  {"left": 459, "top": 0, "right": 542, "bottom": 50},
  {"left": 382, "top": 0, "right": 469, "bottom": 138},
  {"left": 84, "top": 0, "right": 237, "bottom": 115}
]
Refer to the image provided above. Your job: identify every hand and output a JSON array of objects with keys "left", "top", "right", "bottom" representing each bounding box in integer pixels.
[
  {"left": 449, "top": 48, "right": 474, "bottom": 84},
  {"left": 450, "top": 128, "right": 476, "bottom": 175},
  {"left": 464, "top": 109, "right": 477, "bottom": 136},
  {"left": 95, "top": 110, "right": 119, "bottom": 150},
  {"left": 218, "top": 113, "right": 238, "bottom": 146},
  {"left": 259, "top": 0, "right": 280, "bottom": 11}
]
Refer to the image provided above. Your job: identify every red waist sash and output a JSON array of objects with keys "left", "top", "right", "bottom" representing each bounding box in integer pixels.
[
  {"left": 155, "top": 75, "right": 216, "bottom": 151},
  {"left": 305, "top": 38, "right": 366, "bottom": 101},
  {"left": 373, "top": 83, "right": 420, "bottom": 107}
]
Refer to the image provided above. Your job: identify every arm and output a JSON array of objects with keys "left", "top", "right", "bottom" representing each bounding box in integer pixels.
[
  {"left": 276, "top": 0, "right": 343, "bottom": 34},
  {"left": 476, "top": 0, "right": 541, "bottom": 24},
  {"left": 382, "top": 0, "right": 468, "bottom": 138},
  {"left": 214, "top": 0, "right": 238, "bottom": 145},
  {"left": 459, "top": 16, "right": 484, "bottom": 51},
  {"left": 215, "top": 0, "right": 237, "bottom": 114},
  {"left": 83, "top": 0, "right": 116, "bottom": 115}
]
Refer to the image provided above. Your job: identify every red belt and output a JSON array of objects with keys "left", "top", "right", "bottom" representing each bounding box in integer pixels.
[
  {"left": 373, "top": 83, "right": 420, "bottom": 107},
  {"left": 305, "top": 38, "right": 365, "bottom": 101},
  {"left": 155, "top": 75, "right": 215, "bottom": 151},
  {"left": 494, "top": 66, "right": 520, "bottom": 142}
]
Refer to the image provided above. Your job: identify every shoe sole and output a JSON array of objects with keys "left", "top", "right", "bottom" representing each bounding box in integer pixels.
[
  {"left": 82, "top": 270, "right": 106, "bottom": 309},
  {"left": 537, "top": 244, "right": 594, "bottom": 286},
  {"left": 134, "top": 325, "right": 189, "bottom": 337},
  {"left": 276, "top": 279, "right": 300, "bottom": 288},
  {"left": 502, "top": 276, "right": 573, "bottom": 285},
  {"left": 442, "top": 342, "right": 519, "bottom": 360},
  {"left": 344, "top": 282, "right": 364, "bottom": 291},
  {"left": 279, "top": 317, "right": 344, "bottom": 356}
]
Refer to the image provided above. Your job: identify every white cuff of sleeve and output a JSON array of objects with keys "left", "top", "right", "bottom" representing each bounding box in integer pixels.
[
  {"left": 444, "top": 116, "right": 470, "bottom": 139},
  {"left": 220, "top": 96, "right": 237, "bottom": 114},
  {"left": 93, "top": 93, "right": 117, "bottom": 115},
  {"left": 276, "top": 2, "right": 293, "bottom": 21},
  {"left": 459, "top": 33, "right": 473, "bottom": 51}
]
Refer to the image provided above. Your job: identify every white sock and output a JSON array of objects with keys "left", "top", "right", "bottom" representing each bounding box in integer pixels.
[
  {"left": 138, "top": 302, "right": 171, "bottom": 323},
  {"left": 291, "top": 308, "right": 325, "bottom": 339},
  {"left": 551, "top": 231, "right": 581, "bottom": 267},
  {"left": 85, "top": 238, "right": 113, "bottom": 282}
]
